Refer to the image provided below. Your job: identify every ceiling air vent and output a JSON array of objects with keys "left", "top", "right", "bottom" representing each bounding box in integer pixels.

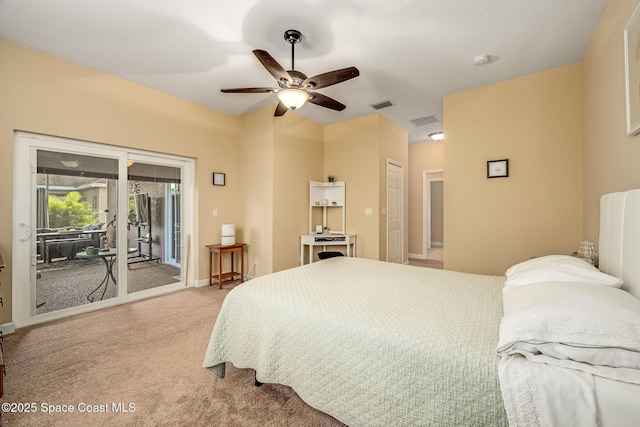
[
  {"left": 410, "top": 115, "right": 440, "bottom": 126},
  {"left": 370, "top": 100, "right": 393, "bottom": 110}
]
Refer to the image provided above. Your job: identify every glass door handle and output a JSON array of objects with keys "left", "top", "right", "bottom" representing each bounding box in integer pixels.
[{"left": 19, "top": 222, "right": 32, "bottom": 242}]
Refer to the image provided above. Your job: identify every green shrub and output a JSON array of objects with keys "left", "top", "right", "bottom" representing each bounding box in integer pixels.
[{"left": 48, "top": 191, "right": 99, "bottom": 228}]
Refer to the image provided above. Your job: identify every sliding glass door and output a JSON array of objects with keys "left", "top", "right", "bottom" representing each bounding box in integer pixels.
[
  {"left": 35, "top": 149, "right": 120, "bottom": 314},
  {"left": 13, "top": 132, "right": 193, "bottom": 327},
  {"left": 126, "top": 160, "right": 183, "bottom": 295}
]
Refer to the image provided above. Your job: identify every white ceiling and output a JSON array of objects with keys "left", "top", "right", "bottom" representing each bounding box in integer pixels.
[{"left": 0, "top": 0, "right": 607, "bottom": 144}]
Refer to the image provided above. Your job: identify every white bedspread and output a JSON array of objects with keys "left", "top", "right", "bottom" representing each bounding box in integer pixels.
[{"left": 203, "top": 257, "right": 507, "bottom": 426}]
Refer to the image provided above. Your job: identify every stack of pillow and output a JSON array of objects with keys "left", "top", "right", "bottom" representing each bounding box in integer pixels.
[{"left": 497, "top": 255, "right": 640, "bottom": 384}]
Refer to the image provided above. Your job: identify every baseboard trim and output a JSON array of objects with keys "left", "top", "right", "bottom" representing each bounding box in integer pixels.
[
  {"left": 195, "top": 275, "right": 255, "bottom": 288},
  {"left": 1, "top": 322, "right": 16, "bottom": 335},
  {"left": 408, "top": 252, "right": 427, "bottom": 260},
  {"left": 195, "top": 278, "right": 210, "bottom": 288}
]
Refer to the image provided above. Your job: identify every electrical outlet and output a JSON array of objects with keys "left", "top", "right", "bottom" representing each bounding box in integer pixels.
[{"left": 254, "top": 258, "right": 259, "bottom": 265}]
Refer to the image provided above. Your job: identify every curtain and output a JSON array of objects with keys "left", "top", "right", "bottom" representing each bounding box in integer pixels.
[
  {"left": 36, "top": 188, "right": 49, "bottom": 229},
  {"left": 135, "top": 193, "right": 150, "bottom": 225}
]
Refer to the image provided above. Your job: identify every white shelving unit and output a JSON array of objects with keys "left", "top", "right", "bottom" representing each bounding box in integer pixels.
[
  {"left": 308, "top": 180, "right": 345, "bottom": 234},
  {"left": 301, "top": 181, "right": 356, "bottom": 265}
]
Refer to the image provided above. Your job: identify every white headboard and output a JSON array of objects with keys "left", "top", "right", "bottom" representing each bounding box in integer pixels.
[{"left": 600, "top": 190, "right": 640, "bottom": 299}]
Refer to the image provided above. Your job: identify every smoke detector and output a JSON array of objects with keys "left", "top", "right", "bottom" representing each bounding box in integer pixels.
[{"left": 473, "top": 55, "right": 490, "bottom": 66}]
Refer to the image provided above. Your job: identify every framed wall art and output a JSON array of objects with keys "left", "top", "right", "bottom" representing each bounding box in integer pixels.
[
  {"left": 213, "top": 172, "right": 225, "bottom": 186},
  {"left": 487, "top": 159, "right": 509, "bottom": 179},
  {"left": 624, "top": 3, "right": 640, "bottom": 136}
]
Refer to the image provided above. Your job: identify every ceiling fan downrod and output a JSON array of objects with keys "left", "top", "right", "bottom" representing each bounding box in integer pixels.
[{"left": 284, "top": 29, "right": 302, "bottom": 71}]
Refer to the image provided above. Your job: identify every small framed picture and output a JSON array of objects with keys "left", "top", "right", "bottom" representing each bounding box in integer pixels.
[
  {"left": 487, "top": 159, "right": 509, "bottom": 178},
  {"left": 213, "top": 172, "right": 225, "bottom": 186}
]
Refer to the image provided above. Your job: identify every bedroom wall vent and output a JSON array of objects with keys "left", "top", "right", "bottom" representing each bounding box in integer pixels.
[
  {"left": 371, "top": 100, "right": 393, "bottom": 110},
  {"left": 411, "top": 115, "right": 440, "bottom": 127}
]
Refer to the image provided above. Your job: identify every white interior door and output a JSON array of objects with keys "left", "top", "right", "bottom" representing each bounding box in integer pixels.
[{"left": 387, "top": 161, "right": 403, "bottom": 263}]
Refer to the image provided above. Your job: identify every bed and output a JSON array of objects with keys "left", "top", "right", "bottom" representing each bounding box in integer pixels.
[{"left": 203, "top": 189, "right": 640, "bottom": 426}]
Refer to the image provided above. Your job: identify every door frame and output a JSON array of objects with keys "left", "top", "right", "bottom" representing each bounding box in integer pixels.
[
  {"left": 12, "top": 132, "right": 195, "bottom": 328},
  {"left": 423, "top": 169, "right": 444, "bottom": 259},
  {"left": 164, "top": 183, "right": 181, "bottom": 268}
]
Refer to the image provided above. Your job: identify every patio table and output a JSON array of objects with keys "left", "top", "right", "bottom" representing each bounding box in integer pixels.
[{"left": 76, "top": 247, "right": 137, "bottom": 302}]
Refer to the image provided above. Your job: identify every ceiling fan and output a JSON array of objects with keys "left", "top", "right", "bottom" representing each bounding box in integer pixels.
[{"left": 221, "top": 29, "right": 360, "bottom": 117}]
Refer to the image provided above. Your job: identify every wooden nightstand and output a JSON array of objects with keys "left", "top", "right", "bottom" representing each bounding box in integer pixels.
[{"left": 206, "top": 243, "right": 247, "bottom": 289}]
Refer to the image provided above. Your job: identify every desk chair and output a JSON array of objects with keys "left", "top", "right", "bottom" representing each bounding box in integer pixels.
[{"left": 317, "top": 251, "right": 344, "bottom": 260}]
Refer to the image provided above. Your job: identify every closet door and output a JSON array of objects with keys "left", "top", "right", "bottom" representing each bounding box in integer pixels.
[{"left": 387, "top": 161, "right": 403, "bottom": 263}]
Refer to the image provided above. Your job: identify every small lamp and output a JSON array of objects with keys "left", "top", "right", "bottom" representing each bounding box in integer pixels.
[{"left": 277, "top": 89, "right": 309, "bottom": 111}]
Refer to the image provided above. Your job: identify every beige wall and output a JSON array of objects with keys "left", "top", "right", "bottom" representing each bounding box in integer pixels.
[
  {"left": 444, "top": 63, "right": 584, "bottom": 275},
  {"left": 325, "top": 115, "right": 381, "bottom": 260},
  {"left": 238, "top": 105, "right": 275, "bottom": 275},
  {"left": 237, "top": 105, "right": 324, "bottom": 274},
  {"left": 324, "top": 114, "right": 408, "bottom": 262},
  {"left": 273, "top": 110, "right": 324, "bottom": 271},
  {"left": 408, "top": 141, "right": 444, "bottom": 256},
  {"left": 0, "top": 40, "right": 239, "bottom": 324},
  {"left": 583, "top": 0, "right": 640, "bottom": 242}
]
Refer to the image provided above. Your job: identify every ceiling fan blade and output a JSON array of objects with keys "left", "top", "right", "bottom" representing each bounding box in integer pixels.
[
  {"left": 303, "top": 67, "right": 359, "bottom": 89},
  {"left": 253, "top": 50, "right": 291, "bottom": 84},
  {"left": 274, "top": 101, "right": 288, "bottom": 117},
  {"left": 221, "top": 87, "right": 275, "bottom": 93},
  {"left": 308, "top": 92, "right": 346, "bottom": 111}
]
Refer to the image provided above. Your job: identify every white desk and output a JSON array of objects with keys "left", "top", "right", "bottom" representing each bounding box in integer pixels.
[{"left": 300, "top": 234, "right": 356, "bottom": 265}]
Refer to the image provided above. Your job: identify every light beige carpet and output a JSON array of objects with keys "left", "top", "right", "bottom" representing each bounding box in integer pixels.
[{"left": 2, "top": 285, "right": 344, "bottom": 426}]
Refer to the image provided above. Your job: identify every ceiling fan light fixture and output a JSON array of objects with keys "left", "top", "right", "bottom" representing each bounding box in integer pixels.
[
  {"left": 60, "top": 160, "right": 79, "bottom": 168},
  {"left": 277, "top": 88, "right": 309, "bottom": 111},
  {"left": 429, "top": 131, "right": 444, "bottom": 141}
]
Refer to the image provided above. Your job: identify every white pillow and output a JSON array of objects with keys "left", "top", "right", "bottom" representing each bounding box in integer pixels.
[
  {"left": 497, "top": 281, "right": 640, "bottom": 383},
  {"left": 505, "top": 255, "right": 623, "bottom": 288}
]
